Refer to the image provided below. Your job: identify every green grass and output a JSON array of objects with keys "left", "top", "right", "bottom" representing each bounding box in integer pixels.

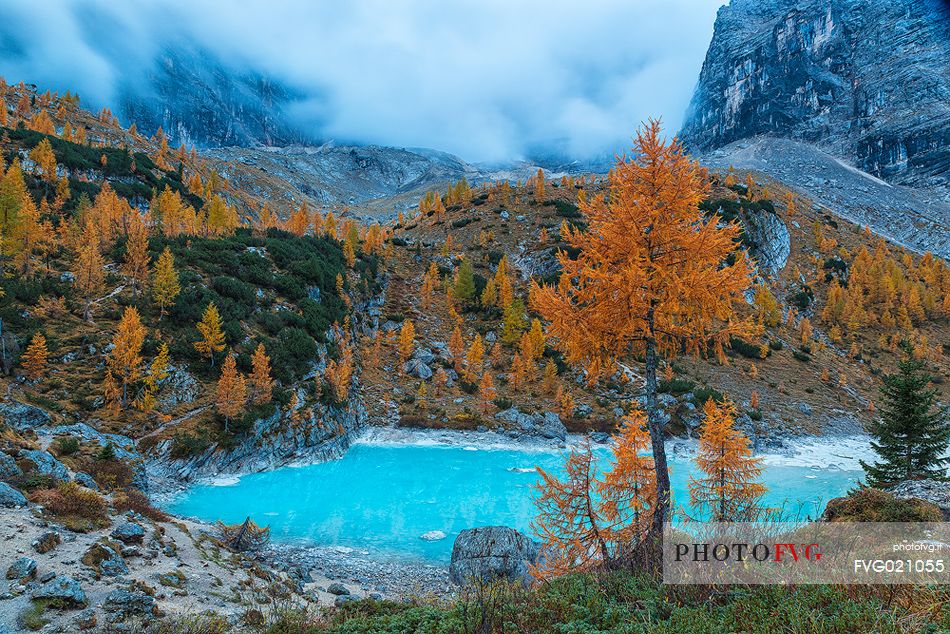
[{"left": 251, "top": 571, "right": 948, "bottom": 634}]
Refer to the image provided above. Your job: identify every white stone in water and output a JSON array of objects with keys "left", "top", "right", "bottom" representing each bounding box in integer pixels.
[{"left": 420, "top": 530, "right": 446, "bottom": 541}]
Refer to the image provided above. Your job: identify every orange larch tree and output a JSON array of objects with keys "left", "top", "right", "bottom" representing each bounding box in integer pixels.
[
  {"left": 21, "top": 332, "right": 49, "bottom": 381},
  {"left": 122, "top": 212, "right": 151, "bottom": 297},
  {"left": 107, "top": 306, "right": 146, "bottom": 406},
  {"left": 463, "top": 334, "right": 485, "bottom": 383},
  {"left": 530, "top": 120, "right": 755, "bottom": 535},
  {"left": 249, "top": 343, "right": 274, "bottom": 405},
  {"left": 688, "top": 399, "right": 766, "bottom": 522},
  {"left": 398, "top": 319, "right": 415, "bottom": 366},
  {"left": 533, "top": 407, "right": 656, "bottom": 577},
  {"left": 216, "top": 353, "right": 247, "bottom": 432},
  {"left": 478, "top": 371, "right": 496, "bottom": 413}
]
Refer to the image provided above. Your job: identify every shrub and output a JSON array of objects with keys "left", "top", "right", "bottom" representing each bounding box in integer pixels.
[
  {"left": 691, "top": 386, "right": 725, "bottom": 406},
  {"left": 29, "top": 481, "right": 110, "bottom": 531},
  {"left": 730, "top": 336, "right": 769, "bottom": 359},
  {"left": 170, "top": 430, "right": 211, "bottom": 458},
  {"left": 792, "top": 350, "right": 812, "bottom": 362},
  {"left": 659, "top": 377, "right": 696, "bottom": 396},
  {"left": 492, "top": 397, "right": 513, "bottom": 411},
  {"left": 53, "top": 437, "right": 80, "bottom": 456},
  {"left": 788, "top": 287, "right": 814, "bottom": 309},
  {"left": 768, "top": 339, "right": 784, "bottom": 351},
  {"left": 824, "top": 487, "right": 943, "bottom": 522},
  {"left": 552, "top": 199, "right": 582, "bottom": 218},
  {"left": 113, "top": 489, "right": 169, "bottom": 521},
  {"left": 84, "top": 456, "right": 133, "bottom": 491}
]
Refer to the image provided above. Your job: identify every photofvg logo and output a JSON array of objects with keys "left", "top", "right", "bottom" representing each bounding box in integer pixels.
[
  {"left": 663, "top": 522, "right": 950, "bottom": 585},
  {"left": 674, "top": 541, "right": 822, "bottom": 564}
]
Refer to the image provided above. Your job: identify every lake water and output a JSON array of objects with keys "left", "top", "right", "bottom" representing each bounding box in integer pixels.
[{"left": 165, "top": 433, "right": 868, "bottom": 563}]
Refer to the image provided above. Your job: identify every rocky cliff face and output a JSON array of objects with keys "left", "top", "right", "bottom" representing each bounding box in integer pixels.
[
  {"left": 681, "top": 0, "right": 950, "bottom": 195},
  {"left": 118, "top": 48, "right": 311, "bottom": 148}
]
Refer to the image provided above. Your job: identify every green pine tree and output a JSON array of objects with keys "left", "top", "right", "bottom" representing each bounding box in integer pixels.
[
  {"left": 454, "top": 258, "right": 476, "bottom": 304},
  {"left": 860, "top": 355, "right": 949, "bottom": 487}
]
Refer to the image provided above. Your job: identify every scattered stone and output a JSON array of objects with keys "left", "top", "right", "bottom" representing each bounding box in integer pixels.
[
  {"left": 103, "top": 588, "right": 157, "bottom": 618},
  {"left": 420, "top": 530, "right": 446, "bottom": 541},
  {"left": 334, "top": 594, "right": 355, "bottom": 606},
  {"left": 327, "top": 582, "right": 350, "bottom": 596},
  {"left": 589, "top": 432, "right": 610, "bottom": 444},
  {"left": 157, "top": 571, "right": 186, "bottom": 588},
  {"left": 30, "top": 576, "right": 87, "bottom": 608},
  {"left": 33, "top": 530, "right": 61, "bottom": 554},
  {"left": 0, "top": 482, "right": 27, "bottom": 508},
  {"left": 798, "top": 402, "right": 813, "bottom": 416},
  {"left": 449, "top": 526, "right": 543, "bottom": 588},
  {"left": 573, "top": 403, "right": 593, "bottom": 418},
  {"left": 111, "top": 522, "right": 146, "bottom": 545},
  {"left": 82, "top": 542, "right": 129, "bottom": 577},
  {"left": 369, "top": 592, "right": 383, "bottom": 601},
  {"left": 75, "top": 608, "right": 97, "bottom": 630},
  {"left": 6, "top": 557, "right": 36, "bottom": 582},
  {"left": 39, "top": 571, "right": 56, "bottom": 583}
]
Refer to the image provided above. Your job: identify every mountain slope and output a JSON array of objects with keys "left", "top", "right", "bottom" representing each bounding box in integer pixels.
[{"left": 681, "top": 0, "right": 950, "bottom": 195}]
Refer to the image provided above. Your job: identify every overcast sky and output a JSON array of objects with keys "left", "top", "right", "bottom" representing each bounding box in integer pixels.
[{"left": 0, "top": 0, "right": 723, "bottom": 161}]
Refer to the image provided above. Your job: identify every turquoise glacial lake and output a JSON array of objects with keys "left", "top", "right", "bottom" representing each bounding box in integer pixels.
[{"left": 165, "top": 437, "right": 865, "bottom": 563}]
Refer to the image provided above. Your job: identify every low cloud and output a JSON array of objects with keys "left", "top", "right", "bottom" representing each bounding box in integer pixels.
[{"left": 0, "top": 0, "right": 721, "bottom": 161}]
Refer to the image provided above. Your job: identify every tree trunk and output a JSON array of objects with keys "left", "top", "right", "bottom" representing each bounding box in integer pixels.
[{"left": 644, "top": 327, "right": 671, "bottom": 536}]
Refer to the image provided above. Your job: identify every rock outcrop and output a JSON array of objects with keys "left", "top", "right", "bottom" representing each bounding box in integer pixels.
[
  {"left": 890, "top": 480, "right": 950, "bottom": 520},
  {"left": 147, "top": 397, "right": 366, "bottom": 487},
  {"left": 449, "top": 526, "right": 543, "bottom": 588},
  {"left": 682, "top": 0, "right": 950, "bottom": 196}
]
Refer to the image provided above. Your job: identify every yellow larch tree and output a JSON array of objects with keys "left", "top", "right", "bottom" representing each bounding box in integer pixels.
[
  {"left": 688, "top": 399, "right": 766, "bottom": 521},
  {"left": 151, "top": 247, "right": 180, "bottom": 319},
  {"left": 194, "top": 303, "right": 226, "bottom": 367},
  {"left": 530, "top": 120, "right": 756, "bottom": 534}
]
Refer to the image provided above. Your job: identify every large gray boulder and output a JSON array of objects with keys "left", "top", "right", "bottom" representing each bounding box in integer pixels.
[
  {"left": 31, "top": 576, "right": 87, "bottom": 608},
  {"left": 6, "top": 557, "right": 36, "bottom": 582},
  {"left": 496, "top": 408, "right": 566, "bottom": 441},
  {"left": 0, "top": 481, "right": 27, "bottom": 507},
  {"left": 0, "top": 401, "right": 51, "bottom": 430},
  {"left": 449, "top": 526, "right": 543, "bottom": 588},
  {"left": 890, "top": 480, "right": 950, "bottom": 521},
  {"left": 103, "top": 588, "right": 156, "bottom": 618},
  {"left": 20, "top": 450, "right": 70, "bottom": 482},
  {"left": 403, "top": 358, "right": 433, "bottom": 380}
]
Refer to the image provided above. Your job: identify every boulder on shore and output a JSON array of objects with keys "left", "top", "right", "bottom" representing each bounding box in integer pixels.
[{"left": 449, "top": 525, "right": 543, "bottom": 588}]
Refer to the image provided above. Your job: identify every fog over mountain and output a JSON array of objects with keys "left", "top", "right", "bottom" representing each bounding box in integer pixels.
[{"left": 0, "top": 0, "right": 721, "bottom": 161}]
